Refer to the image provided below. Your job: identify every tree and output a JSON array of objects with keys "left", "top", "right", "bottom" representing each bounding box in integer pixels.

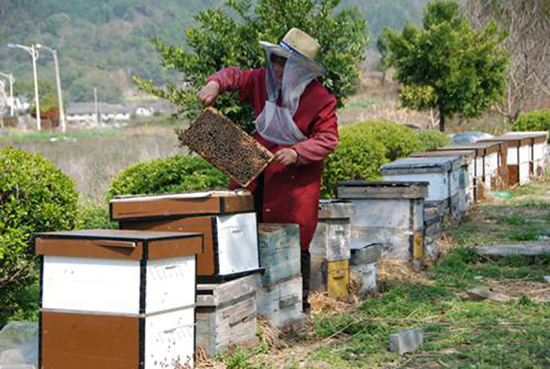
[
  {"left": 14, "top": 78, "right": 58, "bottom": 112},
  {"left": 465, "top": 0, "right": 550, "bottom": 122},
  {"left": 376, "top": 27, "right": 391, "bottom": 86},
  {"left": 136, "top": 0, "right": 369, "bottom": 133},
  {"left": 387, "top": 0, "right": 509, "bottom": 132}
]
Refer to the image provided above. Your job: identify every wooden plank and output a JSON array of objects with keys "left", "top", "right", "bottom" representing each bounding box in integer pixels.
[
  {"left": 197, "top": 273, "right": 262, "bottom": 307},
  {"left": 36, "top": 238, "right": 144, "bottom": 260},
  {"left": 196, "top": 293, "right": 258, "bottom": 357},
  {"left": 41, "top": 311, "right": 139, "bottom": 369},
  {"left": 477, "top": 243, "right": 550, "bottom": 257}
]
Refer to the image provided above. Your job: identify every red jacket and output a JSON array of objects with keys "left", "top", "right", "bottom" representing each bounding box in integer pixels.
[{"left": 208, "top": 67, "right": 338, "bottom": 250}]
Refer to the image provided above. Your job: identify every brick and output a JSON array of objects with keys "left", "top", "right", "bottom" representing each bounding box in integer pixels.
[{"left": 390, "top": 328, "right": 423, "bottom": 355}]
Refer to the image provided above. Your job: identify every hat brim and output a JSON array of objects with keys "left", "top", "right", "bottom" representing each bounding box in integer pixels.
[{"left": 259, "top": 41, "right": 327, "bottom": 75}]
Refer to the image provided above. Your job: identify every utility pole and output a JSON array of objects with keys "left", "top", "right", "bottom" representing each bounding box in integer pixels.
[
  {"left": 7, "top": 43, "right": 41, "bottom": 130},
  {"left": 0, "top": 72, "right": 14, "bottom": 116},
  {"left": 94, "top": 88, "right": 100, "bottom": 126},
  {"left": 36, "top": 44, "right": 66, "bottom": 131}
]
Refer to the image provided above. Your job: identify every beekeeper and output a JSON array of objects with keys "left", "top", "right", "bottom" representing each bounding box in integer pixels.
[{"left": 198, "top": 28, "right": 338, "bottom": 313}]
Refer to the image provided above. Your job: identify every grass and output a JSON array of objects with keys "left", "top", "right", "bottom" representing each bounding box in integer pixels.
[
  {"left": 0, "top": 127, "right": 123, "bottom": 142},
  {"left": 216, "top": 179, "right": 549, "bottom": 369}
]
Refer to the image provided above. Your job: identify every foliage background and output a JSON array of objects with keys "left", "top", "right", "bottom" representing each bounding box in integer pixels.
[{"left": 0, "top": 0, "right": 429, "bottom": 104}]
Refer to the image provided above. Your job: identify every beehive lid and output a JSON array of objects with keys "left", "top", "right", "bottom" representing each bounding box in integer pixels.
[
  {"left": 179, "top": 108, "right": 274, "bottom": 187},
  {"left": 318, "top": 199, "right": 355, "bottom": 219},
  {"left": 110, "top": 190, "right": 254, "bottom": 221},
  {"left": 438, "top": 142, "right": 500, "bottom": 155},
  {"left": 410, "top": 150, "right": 474, "bottom": 165},
  {"left": 478, "top": 135, "right": 531, "bottom": 147},
  {"left": 337, "top": 181, "right": 429, "bottom": 199},
  {"left": 503, "top": 132, "right": 548, "bottom": 144},
  {"left": 381, "top": 157, "right": 461, "bottom": 175},
  {"left": 34, "top": 229, "right": 202, "bottom": 260},
  {"left": 350, "top": 241, "right": 383, "bottom": 265}
]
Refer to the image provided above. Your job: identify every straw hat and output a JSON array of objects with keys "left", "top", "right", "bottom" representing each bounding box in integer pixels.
[{"left": 259, "top": 28, "right": 327, "bottom": 75}]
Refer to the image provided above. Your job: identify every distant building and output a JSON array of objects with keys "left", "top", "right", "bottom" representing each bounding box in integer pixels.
[
  {"left": 66, "top": 100, "right": 178, "bottom": 125},
  {"left": 66, "top": 102, "right": 131, "bottom": 125}
]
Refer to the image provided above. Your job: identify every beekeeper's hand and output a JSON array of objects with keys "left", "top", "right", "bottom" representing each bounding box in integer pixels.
[
  {"left": 274, "top": 148, "right": 298, "bottom": 166},
  {"left": 198, "top": 81, "right": 220, "bottom": 106}
]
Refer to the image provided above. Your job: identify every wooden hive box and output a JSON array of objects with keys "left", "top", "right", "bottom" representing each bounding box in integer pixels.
[
  {"left": 258, "top": 224, "right": 301, "bottom": 285},
  {"left": 112, "top": 191, "right": 261, "bottom": 282},
  {"left": 337, "top": 181, "right": 428, "bottom": 262},
  {"left": 179, "top": 108, "right": 274, "bottom": 187},
  {"left": 410, "top": 150, "right": 475, "bottom": 212},
  {"left": 256, "top": 275, "right": 303, "bottom": 329},
  {"left": 478, "top": 135, "right": 532, "bottom": 186},
  {"left": 257, "top": 224, "right": 303, "bottom": 328},
  {"left": 381, "top": 157, "right": 462, "bottom": 226},
  {"left": 503, "top": 132, "right": 547, "bottom": 178},
  {"left": 196, "top": 273, "right": 261, "bottom": 357},
  {"left": 34, "top": 229, "right": 202, "bottom": 369},
  {"left": 310, "top": 200, "right": 354, "bottom": 293},
  {"left": 350, "top": 241, "right": 383, "bottom": 297},
  {"left": 437, "top": 142, "right": 506, "bottom": 191}
]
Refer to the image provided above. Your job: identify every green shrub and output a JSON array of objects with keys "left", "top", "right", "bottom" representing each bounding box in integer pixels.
[
  {"left": 512, "top": 110, "right": 550, "bottom": 140},
  {"left": 76, "top": 202, "right": 117, "bottom": 230},
  {"left": 0, "top": 146, "right": 78, "bottom": 326},
  {"left": 107, "top": 155, "right": 229, "bottom": 200},
  {"left": 321, "top": 123, "right": 388, "bottom": 198},
  {"left": 416, "top": 130, "right": 452, "bottom": 152}
]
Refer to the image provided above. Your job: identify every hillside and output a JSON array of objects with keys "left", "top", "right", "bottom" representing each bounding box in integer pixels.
[{"left": 0, "top": 0, "right": 428, "bottom": 104}]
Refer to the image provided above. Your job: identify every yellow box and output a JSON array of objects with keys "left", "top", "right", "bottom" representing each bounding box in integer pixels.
[{"left": 327, "top": 260, "right": 350, "bottom": 298}]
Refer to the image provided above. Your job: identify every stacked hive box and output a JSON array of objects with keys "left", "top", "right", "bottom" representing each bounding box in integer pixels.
[
  {"left": 380, "top": 157, "right": 462, "bottom": 227},
  {"left": 309, "top": 200, "right": 354, "bottom": 297},
  {"left": 350, "top": 241, "right": 383, "bottom": 297},
  {"left": 35, "top": 230, "right": 202, "bottom": 369},
  {"left": 257, "top": 224, "right": 302, "bottom": 329},
  {"left": 479, "top": 135, "right": 531, "bottom": 186},
  {"left": 337, "top": 181, "right": 428, "bottom": 262},
  {"left": 482, "top": 132, "right": 548, "bottom": 182},
  {"left": 110, "top": 191, "right": 262, "bottom": 358},
  {"left": 195, "top": 273, "right": 261, "bottom": 357},
  {"left": 410, "top": 150, "right": 475, "bottom": 214},
  {"left": 437, "top": 142, "right": 506, "bottom": 194},
  {"left": 110, "top": 191, "right": 261, "bottom": 281}
]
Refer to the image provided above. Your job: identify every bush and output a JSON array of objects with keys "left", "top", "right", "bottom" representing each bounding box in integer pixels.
[
  {"left": 321, "top": 120, "right": 437, "bottom": 198},
  {"left": 76, "top": 202, "right": 117, "bottom": 230},
  {"left": 0, "top": 147, "right": 78, "bottom": 326},
  {"left": 512, "top": 110, "right": 550, "bottom": 140},
  {"left": 321, "top": 122, "right": 388, "bottom": 198},
  {"left": 107, "top": 155, "right": 229, "bottom": 200},
  {"left": 416, "top": 130, "right": 452, "bottom": 152}
]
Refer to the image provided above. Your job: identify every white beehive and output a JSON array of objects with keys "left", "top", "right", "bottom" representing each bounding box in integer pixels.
[
  {"left": 337, "top": 181, "right": 428, "bottom": 262},
  {"left": 35, "top": 229, "right": 202, "bottom": 369}
]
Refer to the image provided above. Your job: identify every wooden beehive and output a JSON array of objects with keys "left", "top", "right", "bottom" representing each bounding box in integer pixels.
[
  {"left": 35, "top": 230, "right": 202, "bottom": 369},
  {"left": 258, "top": 224, "right": 301, "bottom": 285},
  {"left": 113, "top": 191, "right": 261, "bottom": 282},
  {"left": 338, "top": 181, "right": 428, "bottom": 262},
  {"left": 310, "top": 200, "right": 354, "bottom": 293},
  {"left": 257, "top": 224, "right": 303, "bottom": 328},
  {"left": 437, "top": 142, "right": 505, "bottom": 191},
  {"left": 196, "top": 273, "right": 261, "bottom": 357},
  {"left": 179, "top": 108, "right": 274, "bottom": 187},
  {"left": 410, "top": 150, "right": 475, "bottom": 212}
]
